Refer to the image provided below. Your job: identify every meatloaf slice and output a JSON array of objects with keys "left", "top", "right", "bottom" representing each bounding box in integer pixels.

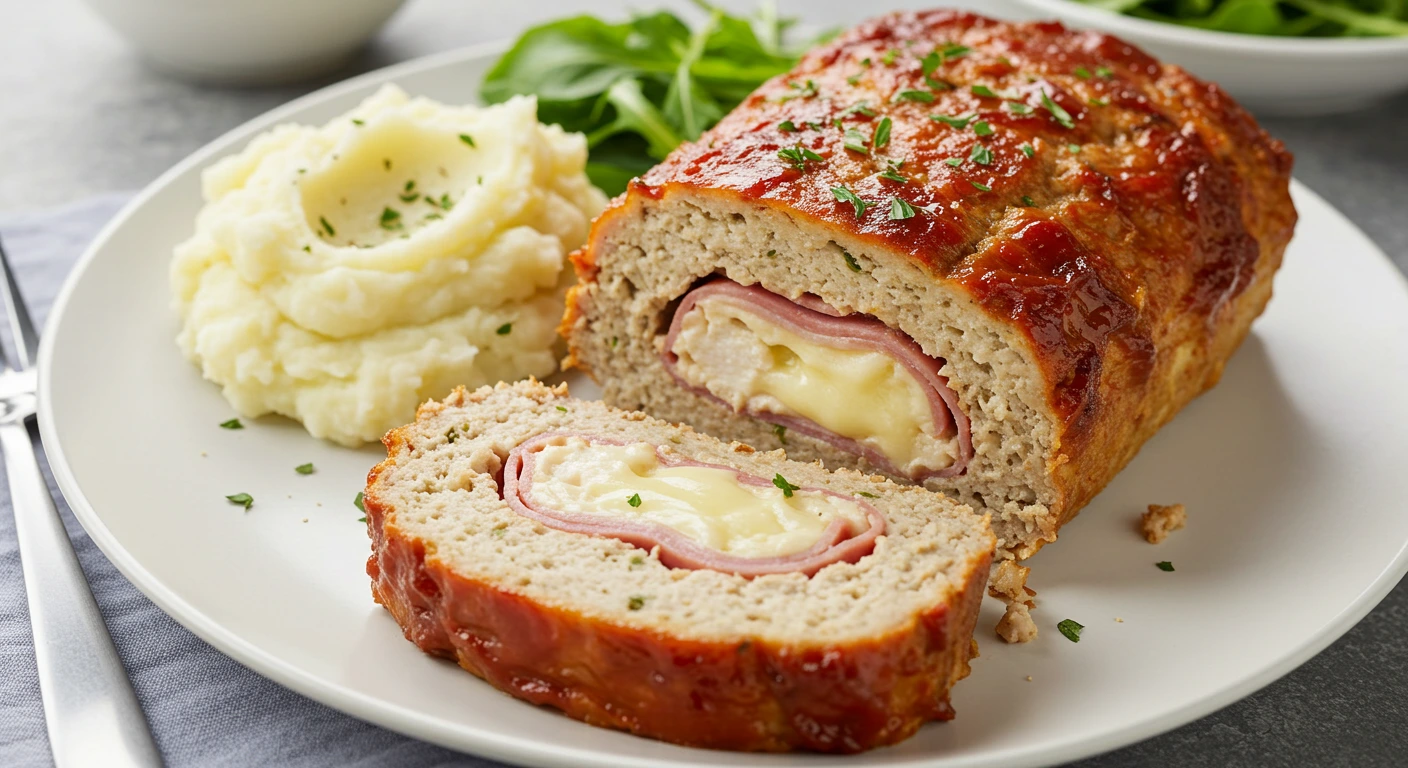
[
  {"left": 562, "top": 9, "right": 1295, "bottom": 562},
  {"left": 365, "top": 379, "right": 994, "bottom": 753}
]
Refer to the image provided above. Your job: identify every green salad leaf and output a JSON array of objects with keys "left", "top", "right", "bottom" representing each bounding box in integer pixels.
[
  {"left": 481, "top": 2, "right": 824, "bottom": 195},
  {"left": 1074, "top": 0, "right": 1408, "bottom": 37}
]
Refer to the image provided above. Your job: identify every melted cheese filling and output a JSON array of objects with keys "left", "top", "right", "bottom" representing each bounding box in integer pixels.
[
  {"left": 670, "top": 298, "right": 958, "bottom": 476},
  {"left": 527, "top": 437, "right": 869, "bottom": 558}
]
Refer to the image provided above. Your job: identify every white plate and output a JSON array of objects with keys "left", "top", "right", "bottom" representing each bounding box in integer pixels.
[{"left": 37, "top": 43, "right": 1408, "bottom": 768}]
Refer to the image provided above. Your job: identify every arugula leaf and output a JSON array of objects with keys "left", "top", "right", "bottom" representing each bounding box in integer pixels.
[{"left": 1071, "top": 0, "right": 1408, "bottom": 38}]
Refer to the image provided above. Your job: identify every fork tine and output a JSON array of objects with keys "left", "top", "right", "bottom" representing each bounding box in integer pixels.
[{"left": 0, "top": 236, "right": 39, "bottom": 370}]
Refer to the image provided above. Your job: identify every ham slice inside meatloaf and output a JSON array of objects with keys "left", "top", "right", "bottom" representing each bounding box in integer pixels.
[
  {"left": 662, "top": 280, "right": 973, "bottom": 480},
  {"left": 503, "top": 433, "right": 885, "bottom": 577}
]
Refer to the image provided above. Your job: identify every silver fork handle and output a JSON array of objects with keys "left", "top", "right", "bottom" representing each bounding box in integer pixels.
[{"left": 2, "top": 422, "right": 163, "bottom": 767}]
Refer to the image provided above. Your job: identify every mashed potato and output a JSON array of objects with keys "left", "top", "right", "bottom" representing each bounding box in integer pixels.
[{"left": 171, "top": 85, "right": 607, "bottom": 446}]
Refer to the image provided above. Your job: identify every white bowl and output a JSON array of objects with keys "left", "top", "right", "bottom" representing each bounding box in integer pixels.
[
  {"left": 80, "top": 0, "right": 408, "bottom": 85},
  {"left": 1010, "top": 0, "right": 1408, "bottom": 115}
]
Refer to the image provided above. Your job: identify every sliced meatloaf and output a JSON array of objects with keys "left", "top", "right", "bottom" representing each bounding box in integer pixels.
[
  {"left": 561, "top": 9, "right": 1296, "bottom": 562},
  {"left": 364, "top": 379, "right": 994, "bottom": 752}
]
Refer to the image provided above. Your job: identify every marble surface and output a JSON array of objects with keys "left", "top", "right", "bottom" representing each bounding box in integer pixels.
[{"left": 1, "top": 0, "right": 1404, "bottom": 765}]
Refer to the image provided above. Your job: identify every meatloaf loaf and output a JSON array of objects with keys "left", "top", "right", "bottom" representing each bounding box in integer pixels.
[
  {"left": 365, "top": 379, "right": 994, "bottom": 752},
  {"left": 561, "top": 9, "right": 1296, "bottom": 561}
]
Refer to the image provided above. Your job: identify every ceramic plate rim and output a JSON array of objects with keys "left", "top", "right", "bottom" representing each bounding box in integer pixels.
[{"left": 35, "top": 41, "right": 1408, "bottom": 768}]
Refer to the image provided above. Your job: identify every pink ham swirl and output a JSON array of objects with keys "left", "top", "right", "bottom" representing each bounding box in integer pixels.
[
  {"left": 502, "top": 433, "right": 885, "bottom": 578},
  {"left": 661, "top": 280, "right": 974, "bottom": 480}
]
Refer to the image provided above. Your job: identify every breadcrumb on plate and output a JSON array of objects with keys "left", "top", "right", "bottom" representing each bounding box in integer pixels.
[{"left": 1142, "top": 503, "right": 1187, "bottom": 544}]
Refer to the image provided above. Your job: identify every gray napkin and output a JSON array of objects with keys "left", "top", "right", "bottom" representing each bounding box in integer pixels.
[{"left": 0, "top": 196, "right": 497, "bottom": 768}]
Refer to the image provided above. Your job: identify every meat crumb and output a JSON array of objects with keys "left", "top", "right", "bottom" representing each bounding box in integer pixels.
[
  {"left": 1142, "top": 503, "right": 1186, "bottom": 544},
  {"left": 1025, "top": 675, "right": 1033, "bottom": 682},
  {"left": 996, "top": 602, "right": 1038, "bottom": 643},
  {"left": 1115, "top": 617, "right": 1125, "bottom": 623}
]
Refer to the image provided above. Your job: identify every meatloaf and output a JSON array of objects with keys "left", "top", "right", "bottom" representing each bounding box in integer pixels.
[
  {"left": 561, "top": 9, "right": 1296, "bottom": 562},
  {"left": 365, "top": 380, "right": 994, "bottom": 752}
]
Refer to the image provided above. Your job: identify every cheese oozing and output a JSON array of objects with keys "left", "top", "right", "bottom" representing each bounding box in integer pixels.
[
  {"left": 526, "top": 437, "right": 869, "bottom": 558},
  {"left": 669, "top": 298, "right": 959, "bottom": 476}
]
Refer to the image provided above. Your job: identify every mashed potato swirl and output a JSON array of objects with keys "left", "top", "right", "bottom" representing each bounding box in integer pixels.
[{"left": 171, "top": 85, "right": 606, "bottom": 445}]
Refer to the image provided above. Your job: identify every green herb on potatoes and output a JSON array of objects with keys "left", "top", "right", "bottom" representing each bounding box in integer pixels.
[
  {"left": 1058, "top": 618, "right": 1085, "bottom": 642},
  {"left": 481, "top": 2, "right": 827, "bottom": 195},
  {"left": 628, "top": 493, "right": 643, "bottom": 508},
  {"left": 1074, "top": 0, "right": 1408, "bottom": 36}
]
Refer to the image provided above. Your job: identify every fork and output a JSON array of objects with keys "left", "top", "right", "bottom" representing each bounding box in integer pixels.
[{"left": 0, "top": 237, "right": 163, "bottom": 767}]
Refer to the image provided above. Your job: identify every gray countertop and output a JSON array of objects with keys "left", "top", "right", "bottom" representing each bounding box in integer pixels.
[{"left": 3, "top": 0, "right": 1405, "bottom": 765}]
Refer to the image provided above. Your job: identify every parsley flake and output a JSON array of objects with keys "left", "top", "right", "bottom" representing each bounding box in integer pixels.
[
  {"left": 496, "top": 322, "right": 512, "bottom": 335},
  {"left": 889, "top": 197, "right": 916, "bottom": 220},
  {"left": 1022, "top": 195, "right": 1037, "bottom": 207},
  {"left": 881, "top": 48, "right": 900, "bottom": 65},
  {"left": 1041, "top": 90, "right": 1076, "bottom": 129},
  {"left": 969, "top": 143, "right": 994, "bottom": 165},
  {"left": 878, "top": 166, "right": 908, "bottom": 183},
  {"left": 1007, "top": 101, "right": 1033, "bottom": 115},
  {"left": 1090, "top": 97, "right": 1109, "bottom": 107},
  {"left": 778, "top": 120, "right": 798, "bottom": 132},
  {"left": 874, "top": 116, "right": 892, "bottom": 148},
  {"left": 939, "top": 42, "right": 971, "bottom": 61},
  {"left": 1096, "top": 65, "right": 1115, "bottom": 79},
  {"left": 1020, "top": 143, "right": 1035, "bottom": 158},
  {"left": 972, "top": 120, "right": 994, "bottom": 136},
  {"left": 458, "top": 133, "right": 476, "bottom": 147},
  {"left": 1068, "top": 143, "right": 1082, "bottom": 153},
  {"left": 1157, "top": 561, "right": 1175, "bottom": 572},
  {"left": 839, "top": 101, "right": 876, "bottom": 119},
  {"left": 226, "top": 493, "right": 253, "bottom": 510},
  {"left": 628, "top": 595, "right": 646, "bottom": 610},
  {"left": 351, "top": 119, "right": 364, "bottom": 126},
  {"left": 945, "top": 157, "right": 964, "bottom": 167},
  {"left": 777, "top": 144, "right": 824, "bottom": 171},
  {"left": 830, "top": 186, "right": 871, "bottom": 218},
  {"left": 893, "top": 90, "right": 935, "bottom": 103},
  {"left": 379, "top": 207, "right": 402, "bottom": 231},
  {"left": 857, "top": 491, "right": 879, "bottom": 499},
  {"left": 971, "top": 84, "right": 998, "bottom": 98},
  {"left": 842, "top": 250, "right": 863, "bottom": 272},
  {"left": 556, "top": 405, "right": 568, "bottom": 412},
  {"left": 772, "top": 424, "right": 788, "bottom": 444},
  {"left": 970, "top": 180, "right": 992, "bottom": 192},
  {"left": 1074, "top": 66, "right": 1092, "bottom": 80},
  {"left": 295, "top": 463, "right": 314, "bottom": 475},
  {"left": 931, "top": 113, "right": 974, "bottom": 129},
  {"left": 843, "top": 127, "right": 870, "bottom": 154},
  {"left": 627, "top": 493, "right": 642, "bottom": 508},
  {"left": 780, "top": 79, "right": 818, "bottom": 101},
  {"left": 1058, "top": 619, "right": 1085, "bottom": 643},
  {"left": 318, "top": 216, "right": 335, "bottom": 237},
  {"left": 219, "top": 418, "right": 243, "bottom": 430},
  {"left": 354, "top": 492, "right": 366, "bottom": 513},
  {"left": 773, "top": 473, "right": 801, "bottom": 497}
]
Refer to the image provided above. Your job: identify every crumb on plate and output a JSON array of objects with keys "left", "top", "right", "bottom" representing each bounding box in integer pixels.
[{"left": 1142, "top": 503, "right": 1186, "bottom": 544}]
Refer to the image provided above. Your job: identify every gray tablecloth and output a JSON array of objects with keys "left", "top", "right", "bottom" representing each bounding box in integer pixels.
[{"left": 1, "top": 197, "right": 1405, "bottom": 768}]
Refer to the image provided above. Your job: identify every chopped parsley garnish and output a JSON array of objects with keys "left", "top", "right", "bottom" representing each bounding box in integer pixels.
[
  {"left": 351, "top": 119, "right": 364, "bottom": 126},
  {"left": 931, "top": 113, "right": 974, "bottom": 129},
  {"left": 630, "top": 555, "right": 645, "bottom": 566},
  {"left": 893, "top": 90, "right": 935, "bottom": 103},
  {"left": 1041, "top": 90, "right": 1076, "bottom": 129},
  {"left": 857, "top": 491, "right": 879, "bottom": 499},
  {"left": 1020, "top": 143, "right": 1036, "bottom": 158},
  {"left": 970, "top": 180, "right": 992, "bottom": 192},
  {"left": 459, "top": 133, "right": 476, "bottom": 147},
  {"left": 881, "top": 48, "right": 900, "bottom": 65},
  {"left": 1007, "top": 101, "right": 1033, "bottom": 115},
  {"left": 226, "top": 493, "right": 253, "bottom": 510},
  {"left": 939, "top": 42, "right": 971, "bottom": 60},
  {"left": 556, "top": 405, "right": 568, "bottom": 412},
  {"left": 379, "top": 207, "right": 402, "bottom": 231},
  {"left": 778, "top": 120, "right": 798, "bottom": 132},
  {"left": 772, "top": 473, "right": 800, "bottom": 497},
  {"left": 492, "top": 527, "right": 506, "bottom": 537},
  {"left": 496, "top": 322, "right": 512, "bottom": 335},
  {"left": 302, "top": 245, "right": 311, "bottom": 253},
  {"left": 805, "top": 120, "right": 825, "bottom": 131},
  {"left": 972, "top": 120, "right": 994, "bottom": 136},
  {"left": 1068, "top": 143, "right": 1082, "bottom": 153},
  {"left": 839, "top": 127, "right": 872, "bottom": 155},
  {"left": 383, "top": 158, "right": 392, "bottom": 171},
  {"left": 357, "top": 517, "right": 366, "bottom": 523},
  {"left": 1074, "top": 66, "right": 1092, "bottom": 80},
  {"left": 219, "top": 418, "right": 243, "bottom": 430},
  {"left": 777, "top": 144, "right": 824, "bottom": 171},
  {"left": 1022, "top": 195, "right": 1037, "bottom": 207},
  {"left": 318, "top": 216, "right": 336, "bottom": 237},
  {"left": 444, "top": 427, "right": 458, "bottom": 443},
  {"left": 354, "top": 492, "right": 366, "bottom": 513},
  {"left": 945, "top": 157, "right": 964, "bottom": 167},
  {"left": 627, "top": 493, "right": 642, "bottom": 508},
  {"left": 766, "top": 250, "right": 777, "bottom": 257},
  {"left": 1157, "top": 561, "right": 1175, "bottom": 572},
  {"left": 1090, "top": 97, "right": 1109, "bottom": 107},
  {"left": 877, "top": 166, "right": 908, "bottom": 183},
  {"left": 1057, "top": 618, "right": 1084, "bottom": 642},
  {"left": 919, "top": 50, "right": 953, "bottom": 89},
  {"left": 970, "top": 84, "right": 998, "bottom": 98},
  {"left": 889, "top": 197, "right": 916, "bottom": 220},
  {"left": 399, "top": 180, "right": 419, "bottom": 203},
  {"left": 295, "top": 463, "right": 314, "bottom": 475},
  {"left": 969, "top": 143, "right": 994, "bottom": 165},
  {"left": 780, "top": 79, "right": 818, "bottom": 101},
  {"left": 873, "top": 116, "right": 892, "bottom": 149},
  {"left": 842, "top": 250, "right": 863, "bottom": 272},
  {"left": 628, "top": 595, "right": 646, "bottom": 610},
  {"left": 772, "top": 424, "right": 787, "bottom": 444},
  {"left": 1096, "top": 65, "right": 1115, "bottom": 79},
  {"left": 846, "top": 72, "right": 863, "bottom": 86},
  {"left": 830, "top": 186, "right": 871, "bottom": 218}
]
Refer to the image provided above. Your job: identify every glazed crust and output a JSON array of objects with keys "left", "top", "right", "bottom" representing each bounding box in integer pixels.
[
  {"left": 566, "top": 10, "right": 1295, "bottom": 539},
  {"left": 365, "top": 420, "right": 991, "bottom": 753}
]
